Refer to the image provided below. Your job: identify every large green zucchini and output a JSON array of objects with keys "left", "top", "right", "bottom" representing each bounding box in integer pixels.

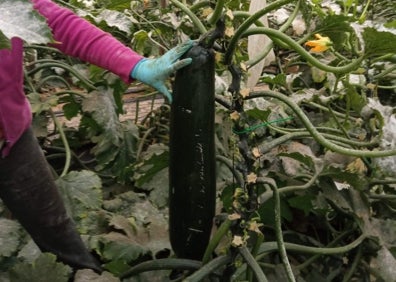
[{"left": 169, "top": 43, "right": 216, "bottom": 260}]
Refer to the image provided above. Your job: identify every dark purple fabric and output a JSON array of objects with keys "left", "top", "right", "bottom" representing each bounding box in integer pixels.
[{"left": 0, "top": 0, "right": 144, "bottom": 156}]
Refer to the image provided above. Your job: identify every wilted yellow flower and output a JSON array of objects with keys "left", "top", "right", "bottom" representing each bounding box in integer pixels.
[
  {"left": 240, "top": 88, "right": 250, "bottom": 98},
  {"left": 305, "top": 34, "right": 332, "bottom": 53},
  {"left": 230, "top": 111, "right": 240, "bottom": 121},
  {"left": 232, "top": 235, "right": 245, "bottom": 247},
  {"left": 252, "top": 147, "right": 261, "bottom": 158},
  {"left": 246, "top": 172, "right": 257, "bottom": 184},
  {"left": 248, "top": 220, "right": 263, "bottom": 234}
]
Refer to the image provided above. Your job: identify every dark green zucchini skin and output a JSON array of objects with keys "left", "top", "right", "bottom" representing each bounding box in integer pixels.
[{"left": 169, "top": 44, "right": 216, "bottom": 260}]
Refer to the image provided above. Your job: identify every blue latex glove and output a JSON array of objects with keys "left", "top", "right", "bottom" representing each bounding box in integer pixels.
[{"left": 131, "top": 40, "right": 193, "bottom": 103}]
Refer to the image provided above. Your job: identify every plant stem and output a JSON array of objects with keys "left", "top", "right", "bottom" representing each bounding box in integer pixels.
[
  {"left": 247, "top": 232, "right": 264, "bottom": 281},
  {"left": 50, "top": 110, "right": 71, "bottom": 177},
  {"left": 208, "top": 0, "right": 225, "bottom": 25},
  {"left": 373, "top": 65, "right": 396, "bottom": 80},
  {"left": 27, "top": 60, "right": 96, "bottom": 90},
  {"left": 295, "top": 229, "right": 355, "bottom": 270},
  {"left": 342, "top": 245, "right": 363, "bottom": 282},
  {"left": 119, "top": 258, "right": 202, "bottom": 279},
  {"left": 248, "top": 90, "right": 396, "bottom": 158},
  {"left": 241, "top": 27, "right": 364, "bottom": 74},
  {"left": 239, "top": 245, "right": 269, "bottom": 282},
  {"left": 258, "top": 234, "right": 366, "bottom": 255},
  {"left": 136, "top": 127, "right": 156, "bottom": 161},
  {"left": 269, "top": 182, "right": 296, "bottom": 282},
  {"left": 224, "top": 0, "right": 294, "bottom": 65},
  {"left": 216, "top": 155, "right": 245, "bottom": 187},
  {"left": 246, "top": 0, "right": 301, "bottom": 68},
  {"left": 184, "top": 255, "right": 232, "bottom": 282},
  {"left": 190, "top": 1, "right": 211, "bottom": 12},
  {"left": 202, "top": 218, "right": 233, "bottom": 264},
  {"left": 169, "top": 0, "right": 207, "bottom": 34},
  {"left": 369, "top": 193, "right": 396, "bottom": 200}
]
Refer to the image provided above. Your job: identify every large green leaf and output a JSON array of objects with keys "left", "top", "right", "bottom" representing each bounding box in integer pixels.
[
  {"left": 132, "top": 144, "right": 169, "bottom": 189},
  {"left": 0, "top": 219, "right": 22, "bottom": 258},
  {"left": 102, "top": 240, "right": 149, "bottom": 263},
  {"left": 28, "top": 92, "right": 59, "bottom": 115},
  {"left": 9, "top": 253, "right": 72, "bottom": 282},
  {"left": 95, "top": 9, "right": 132, "bottom": 35},
  {"left": 315, "top": 15, "right": 353, "bottom": 50},
  {"left": 363, "top": 27, "right": 396, "bottom": 57},
  {"left": 56, "top": 170, "right": 103, "bottom": 232},
  {"left": 82, "top": 88, "right": 138, "bottom": 183},
  {"left": 0, "top": 0, "right": 53, "bottom": 48}
]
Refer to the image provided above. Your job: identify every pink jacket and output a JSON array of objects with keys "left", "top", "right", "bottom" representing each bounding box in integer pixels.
[{"left": 0, "top": 0, "right": 144, "bottom": 157}]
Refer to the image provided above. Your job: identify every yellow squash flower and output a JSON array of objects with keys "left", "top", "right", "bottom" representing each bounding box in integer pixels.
[{"left": 305, "top": 34, "right": 332, "bottom": 53}]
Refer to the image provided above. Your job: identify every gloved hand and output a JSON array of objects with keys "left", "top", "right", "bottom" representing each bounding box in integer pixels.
[{"left": 131, "top": 40, "right": 194, "bottom": 103}]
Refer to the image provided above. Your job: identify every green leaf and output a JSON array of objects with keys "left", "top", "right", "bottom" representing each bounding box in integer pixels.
[
  {"left": 56, "top": 170, "right": 103, "bottom": 232},
  {"left": 384, "top": 20, "right": 396, "bottom": 29},
  {"left": 0, "top": 0, "right": 53, "bottom": 45},
  {"left": 82, "top": 88, "right": 138, "bottom": 183},
  {"left": 95, "top": 9, "right": 132, "bottom": 35},
  {"left": 62, "top": 101, "right": 80, "bottom": 120},
  {"left": 257, "top": 198, "right": 293, "bottom": 226},
  {"left": 9, "top": 253, "right": 72, "bottom": 282},
  {"left": 0, "top": 219, "right": 22, "bottom": 257},
  {"left": 345, "top": 83, "right": 366, "bottom": 113},
  {"left": 133, "top": 144, "right": 169, "bottom": 189},
  {"left": 95, "top": 0, "right": 132, "bottom": 11},
  {"left": 363, "top": 27, "right": 396, "bottom": 57},
  {"left": 146, "top": 169, "right": 169, "bottom": 208},
  {"left": 260, "top": 74, "right": 286, "bottom": 88},
  {"left": 288, "top": 194, "right": 315, "bottom": 216},
  {"left": 132, "top": 30, "right": 149, "bottom": 54},
  {"left": 28, "top": 92, "right": 59, "bottom": 115},
  {"left": 0, "top": 30, "right": 10, "bottom": 49},
  {"left": 101, "top": 240, "right": 149, "bottom": 264},
  {"left": 103, "top": 259, "right": 130, "bottom": 276},
  {"left": 315, "top": 15, "right": 353, "bottom": 50},
  {"left": 323, "top": 166, "right": 369, "bottom": 191},
  {"left": 278, "top": 151, "right": 316, "bottom": 171},
  {"left": 245, "top": 108, "right": 271, "bottom": 122}
]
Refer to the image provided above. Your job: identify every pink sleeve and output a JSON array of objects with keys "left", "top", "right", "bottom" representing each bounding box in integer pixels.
[{"left": 32, "top": 0, "right": 144, "bottom": 83}]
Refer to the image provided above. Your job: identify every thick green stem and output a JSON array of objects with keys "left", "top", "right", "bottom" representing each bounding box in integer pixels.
[
  {"left": 36, "top": 75, "right": 71, "bottom": 90},
  {"left": 190, "top": 1, "right": 211, "bottom": 12},
  {"left": 258, "top": 234, "right": 366, "bottom": 255},
  {"left": 239, "top": 245, "right": 269, "bottom": 282},
  {"left": 296, "top": 229, "right": 356, "bottom": 270},
  {"left": 246, "top": 0, "right": 301, "bottom": 68},
  {"left": 247, "top": 232, "right": 264, "bottom": 281},
  {"left": 248, "top": 90, "right": 396, "bottom": 158},
  {"left": 119, "top": 258, "right": 202, "bottom": 279},
  {"left": 207, "top": 0, "right": 225, "bottom": 25},
  {"left": 373, "top": 65, "right": 396, "bottom": 80},
  {"left": 184, "top": 255, "right": 232, "bottom": 282},
  {"left": 241, "top": 28, "right": 364, "bottom": 74},
  {"left": 202, "top": 218, "right": 232, "bottom": 264},
  {"left": 270, "top": 182, "right": 296, "bottom": 282},
  {"left": 169, "top": 0, "right": 207, "bottom": 34},
  {"left": 27, "top": 60, "right": 96, "bottom": 90},
  {"left": 224, "top": 0, "right": 294, "bottom": 65},
  {"left": 342, "top": 245, "right": 363, "bottom": 282}
]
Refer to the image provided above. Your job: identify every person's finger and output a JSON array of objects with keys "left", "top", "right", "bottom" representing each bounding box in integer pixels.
[
  {"left": 155, "top": 83, "right": 173, "bottom": 103},
  {"left": 162, "top": 40, "right": 194, "bottom": 62},
  {"left": 167, "top": 58, "right": 193, "bottom": 73}
]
